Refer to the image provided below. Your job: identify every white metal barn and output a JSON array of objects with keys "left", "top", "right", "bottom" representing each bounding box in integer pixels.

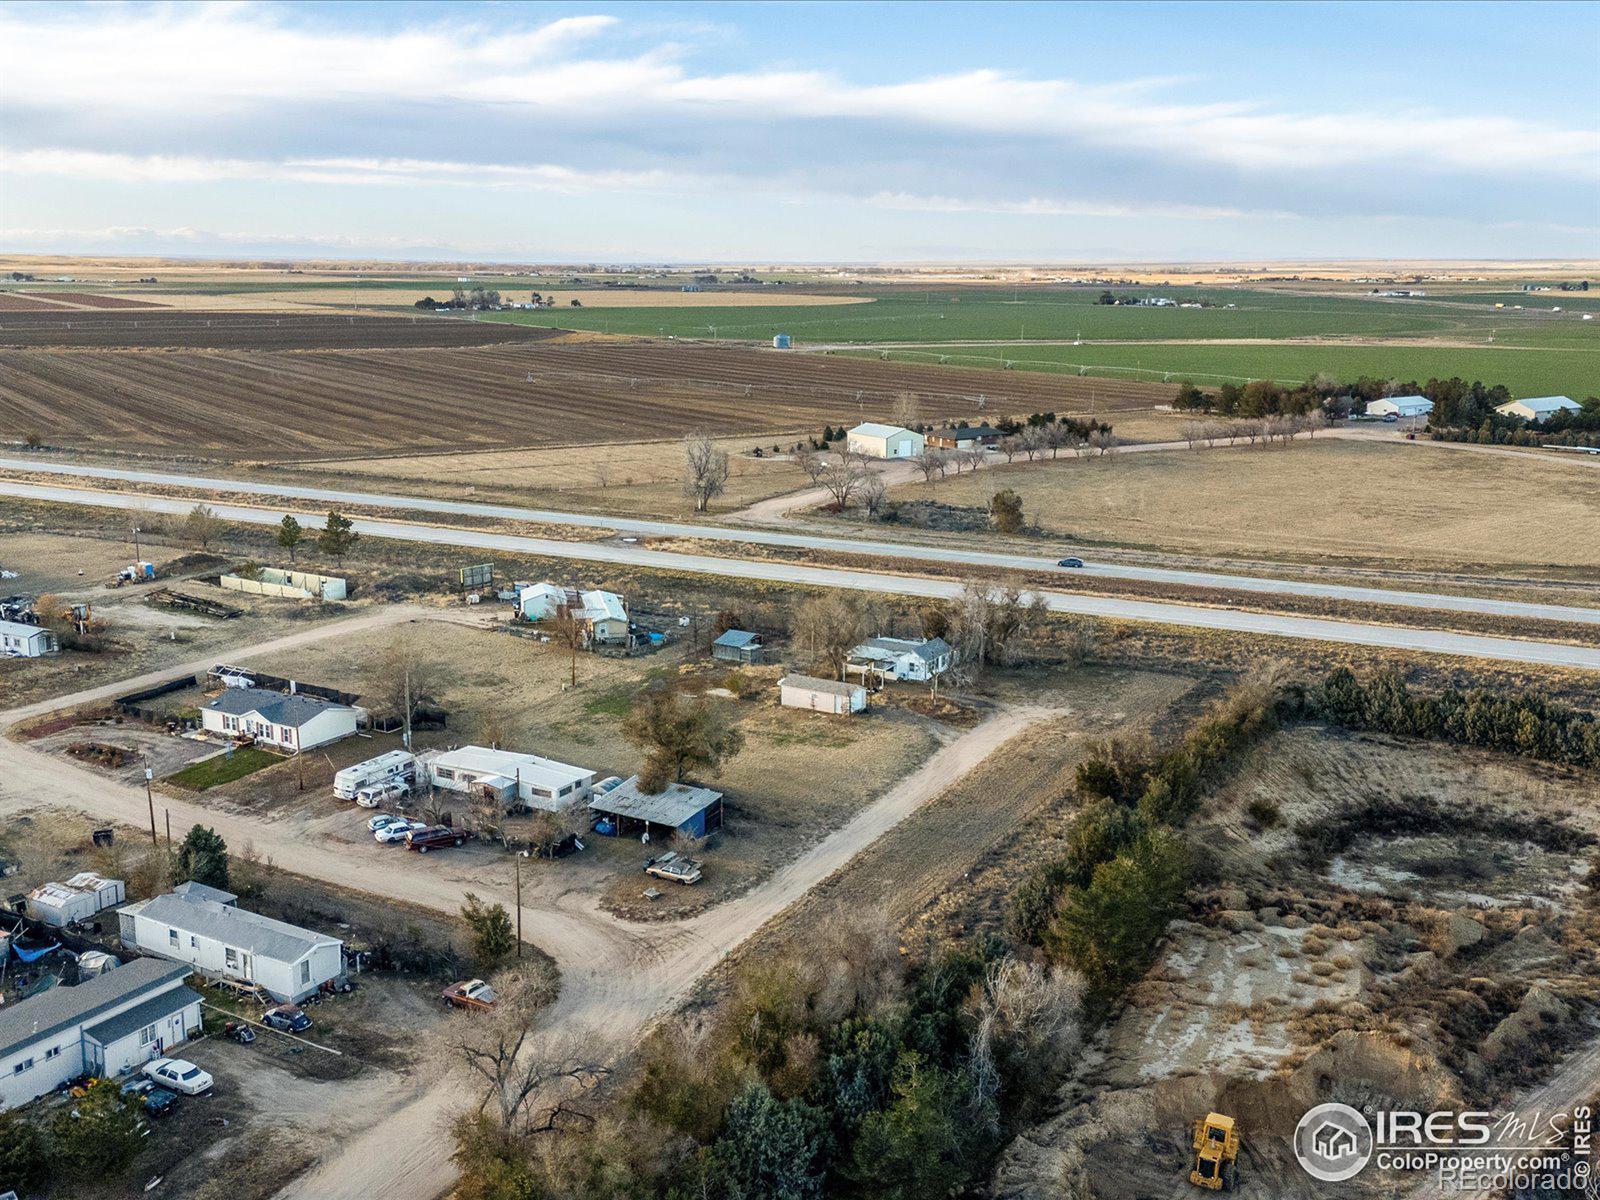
[
  {"left": 847, "top": 423, "right": 925, "bottom": 459},
  {"left": 0, "top": 619, "right": 58, "bottom": 658},
  {"left": 0, "top": 959, "right": 202, "bottom": 1110},
  {"left": 26, "top": 872, "right": 126, "bottom": 928},
  {"left": 779, "top": 675, "right": 868, "bottom": 716},
  {"left": 201, "top": 686, "right": 359, "bottom": 753},
  {"left": 1495, "top": 395, "right": 1581, "bottom": 422},
  {"left": 420, "top": 745, "right": 597, "bottom": 812},
  {"left": 1365, "top": 396, "right": 1433, "bottom": 419},
  {"left": 119, "top": 886, "right": 344, "bottom": 1003}
]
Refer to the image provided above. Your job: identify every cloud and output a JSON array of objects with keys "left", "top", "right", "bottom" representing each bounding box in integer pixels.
[{"left": 864, "top": 192, "right": 1297, "bottom": 222}]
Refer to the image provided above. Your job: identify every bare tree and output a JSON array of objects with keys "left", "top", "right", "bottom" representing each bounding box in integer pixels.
[
  {"left": 817, "top": 453, "right": 871, "bottom": 510},
  {"left": 592, "top": 463, "right": 611, "bottom": 490},
  {"left": 953, "top": 578, "right": 1050, "bottom": 670},
  {"left": 1021, "top": 426, "right": 1050, "bottom": 461},
  {"left": 1183, "top": 421, "right": 1206, "bottom": 450},
  {"left": 967, "top": 957, "right": 1085, "bottom": 1114},
  {"left": 996, "top": 435, "right": 1023, "bottom": 463},
  {"left": 682, "top": 434, "right": 731, "bottom": 512},
  {"left": 913, "top": 445, "right": 946, "bottom": 485},
  {"left": 859, "top": 472, "right": 888, "bottom": 518},
  {"left": 1072, "top": 434, "right": 1095, "bottom": 459},
  {"left": 549, "top": 603, "right": 584, "bottom": 688},
  {"left": 183, "top": 503, "right": 223, "bottom": 550},
  {"left": 1090, "top": 427, "right": 1118, "bottom": 457},
  {"left": 961, "top": 447, "right": 987, "bottom": 474},
  {"left": 1044, "top": 423, "right": 1073, "bottom": 458},
  {"left": 1236, "top": 419, "right": 1263, "bottom": 446},
  {"left": 372, "top": 634, "right": 442, "bottom": 748},
  {"left": 455, "top": 993, "right": 604, "bottom": 1135},
  {"left": 793, "top": 445, "right": 827, "bottom": 486},
  {"left": 792, "top": 592, "right": 876, "bottom": 678},
  {"left": 1303, "top": 410, "right": 1329, "bottom": 438},
  {"left": 891, "top": 391, "right": 921, "bottom": 430}
]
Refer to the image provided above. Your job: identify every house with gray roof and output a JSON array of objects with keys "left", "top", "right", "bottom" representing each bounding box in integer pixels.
[
  {"left": 119, "top": 886, "right": 343, "bottom": 1002},
  {"left": 847, "top": 636, "right": 956, "bottom": 683},
  {"left": 200, "top": 684, "right": 358, "bottom": 753},
  {"left": 0, "top": 958, "right": 201, "bottom": 1110}
]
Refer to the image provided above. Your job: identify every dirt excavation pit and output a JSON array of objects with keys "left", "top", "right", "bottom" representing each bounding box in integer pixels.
[{"left": 992, "top": 727, "right": 1600, "bottom": 1200}]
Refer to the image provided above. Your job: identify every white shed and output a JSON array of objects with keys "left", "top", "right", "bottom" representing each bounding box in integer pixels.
[
  {"left": 118, "top": 887, "right": 343, "bottom": 1003},
  {"left": 1365, "top": 395, "right": 1433, "bottom": 419},
  {"left": 847, "top": 423, "right": 925, "bottom": 459},
  {"left": 27, "top": 872, "right": 126, "bottom": 928},
  {"left": 1495, "top": 395, "right": 1581, "bottom": 422},
  {"left": 779, "top": 675, "right": 868, "bottom": 716},
  {"left": 0, "top": 619, "right": 58, "bottom": 658}
]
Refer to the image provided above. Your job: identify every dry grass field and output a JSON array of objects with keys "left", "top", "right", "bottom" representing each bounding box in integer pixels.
[
  {"left": 884, "top": 438, "right": 1600, "bottom": 570},
  {"left": 0, "top": 324, "right": 1172, "bottom": 459}
]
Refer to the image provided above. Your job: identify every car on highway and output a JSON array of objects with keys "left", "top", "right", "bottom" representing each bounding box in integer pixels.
[
  {"left": 375, "top": 819, "right": 426, "bottom": 844},
  {"left": 262, "top": 1003, "right": 313, "bottom": 1034},
  {"left": 406, "top": 825, "right": 473, "bottom": 853},
  {"left": 1056, "top": 557, "right": 1085, "bottom": 568},
  {"left": 143, "top": 1058, "right": 213, "bottom": 1095}
]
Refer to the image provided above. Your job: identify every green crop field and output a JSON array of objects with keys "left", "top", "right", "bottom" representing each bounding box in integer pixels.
[{"left": 837, "top": 341, "right": 1598, "bottom": 399}]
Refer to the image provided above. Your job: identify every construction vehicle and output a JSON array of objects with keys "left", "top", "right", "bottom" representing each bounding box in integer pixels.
[{"left": 1190, "top": 1112, "right": 1240, "bottom": 1191}]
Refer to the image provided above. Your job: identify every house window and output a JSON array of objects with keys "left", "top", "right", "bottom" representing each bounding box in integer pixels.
[
  {"left": 12, "top": 1058, "right": 33, "bottom": 1075},
  {"left": 225, "top": 947, "right": 240, "bottom": 970},
  {"left": 299, "top": 960, "right": 311, "bottom": 986},
  {"left": 139, "top": 1024, "right": 158, "bottom": 1047},
  {"left": 43, "top": 1046, "right": 61, "bottom": 1060},
  {"left": 168, "top": 927, "right": 179, "bottom": 946},
  {"left": 190, "top": 935, "right": 197, "bottom": 947}
]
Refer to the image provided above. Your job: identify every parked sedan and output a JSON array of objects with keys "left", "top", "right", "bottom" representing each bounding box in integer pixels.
[
  {"left": 143, "top": 1058, "right": 213, "bottom": 1095},
  {"left": 1056, "top": 557, "right": 1085, "bottom": 568},
  {"left": 367, "top": 813, "right": 406, "bottom": 832},
  {"left": 375, "top": 819, "right": 426, "bottom": 844},
  {"left": 262, "top": 1003, "right": 313, "bottom": 1034}
]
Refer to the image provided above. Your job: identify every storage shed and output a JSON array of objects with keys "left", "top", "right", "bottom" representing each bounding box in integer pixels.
[
  {"left": 847, "top": 422, "right": 925, "bottom": 459},
  {"left": 779, "top": 675, "right": 867, "bottom": 716},
  {"left": 588, "top": 777, "right": 724, "bottom": 840},
  {"left": 711, "top": 629, "right": 765, "bottom": 664},
  {"left": 26, "top": 872, "right": 125, "bottom": 928}
]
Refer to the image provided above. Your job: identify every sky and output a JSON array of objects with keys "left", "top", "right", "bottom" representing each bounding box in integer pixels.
[{"left": 1, "top": 0, "right": 1597, "bottom": 264}]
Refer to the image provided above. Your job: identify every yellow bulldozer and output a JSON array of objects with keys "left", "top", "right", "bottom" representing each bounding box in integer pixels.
[{"left": 1189, "top": 1112, "right": 1240, "bottom": 1191}]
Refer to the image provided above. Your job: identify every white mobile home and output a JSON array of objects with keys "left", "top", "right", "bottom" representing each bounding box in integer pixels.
[
  {"left": 119, "top": 886, "right": 343, "bottom": 1003},
  {"left": 201, "top": 686, "right": 359, "bottom": 753},
  {"left": 779, "top": 675, "right": 868, "bottom": 716},
  {"left": 847, "top": 636, "right": 957, "bottom": 683},
  {"left": 0, "top": 619, "right": 58, "bottom": 658},
  {"left": 334, "top": 749, "right": 418, "bottom": 799},
  {"left": 420, "top": 745, "right": 596, "bottom": 812},
  {"left": 0, "top": 959, "right": 201, "bottom": 1110},
  {"left": 27, "top": 872, "right": 126, "bottom": 928},
  {"left": 517, "top": 583, "right": 631, "bottom": 644},
  {"left": 847, "top": 422, "right": 925, "bottom": 459}
]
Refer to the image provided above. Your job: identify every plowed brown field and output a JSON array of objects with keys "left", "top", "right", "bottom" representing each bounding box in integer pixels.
[
  {"left": 0, "top": 326, "right": 1174, "bottom": 459},
  {"left": 0, "top": 309, "right": 558, "bottom": 350}
]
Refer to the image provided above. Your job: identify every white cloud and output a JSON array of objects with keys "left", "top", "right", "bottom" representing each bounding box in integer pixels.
[
  {"left": 864, "top": 192, "right": 1296, "bottom": 221},
  {"left": 1, "top": 4, "right": 1594, "bottom": 182}
]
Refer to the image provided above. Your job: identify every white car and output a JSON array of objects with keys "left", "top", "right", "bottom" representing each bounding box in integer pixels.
[
  {"left": 375, "top": 819, "right": 425, "bottom": 844},
  {"left": 143, "top": 1058, "right": 213, "bottom": 1095},
  {"left": 367, "top": 813, "right": 405, "bottom": 832},
  {"left": 355, "top": 780, "right": 411, "bottom": 808}
]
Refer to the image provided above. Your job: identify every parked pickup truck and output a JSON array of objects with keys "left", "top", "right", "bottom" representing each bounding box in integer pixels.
[
  {"left": 441, "top": 979, "right": 499, "bottom": 1011},
  {"left": 644, "top": 851, "right": 703, "bottom": 886},
  {"left": 406, "top": 825, "right": 473, "bottom": 853}
]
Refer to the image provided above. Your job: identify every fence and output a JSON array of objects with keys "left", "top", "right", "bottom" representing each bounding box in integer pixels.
[{"left": 219, "top": 567, "right": 346, "bottom": 602}]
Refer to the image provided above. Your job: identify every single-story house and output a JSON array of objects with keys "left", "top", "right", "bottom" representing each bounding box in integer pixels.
[
  {"left": 201, "top": 685, "right": 358, "bottom": 753},
  {"left": 0, "top": 958, "right": 202, "bottom": 1110},
  {"left": 119, "top": 885, "right": 343, "bottom": 1003},
  {"left": 27, "top": 872, "right": 126, "bottom": 928},
  {"left": 419, "top": 745, "right": 596, "bottom": 811},
  {"left": 927, "top": 425, "right": 1004, "bottom": 450},
  {"left": 711, "top": 629, "right": 765, "bottom": 664},
  {"left": 1496, "top": 395, "right": 1581, "bottom": 422},
  {"left": 589, "top": 777, "right": 724, "bottom": 840},
  {"left": 1365, "top": 396, "right": 1433, "bottom": 419},
  {"left": 847, "top": 636, "right": 957, "bottom": 683},
  {"left": 847, "top": 422, "right": 925, "bottom": 459},
  {"left": 779, "top": 674, "right": 867, "bottom": 716},
  {"left": 518, "top": 583, "right": 631, "bottom": 644},
  {"left": 0, "top": 619, "right": 57, "bottom": 658}
]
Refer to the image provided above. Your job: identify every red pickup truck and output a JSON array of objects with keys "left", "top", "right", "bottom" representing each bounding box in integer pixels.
[{"left": 405, "top": 825, "right": 473, "bottom": 853}]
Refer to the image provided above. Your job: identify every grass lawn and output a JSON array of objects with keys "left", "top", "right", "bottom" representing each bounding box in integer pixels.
[
  {"left": 166, "top": 745, "right": 284, "bottom": 790},
  {"left": 846, "top": 339, "right": 1598, "bottom": 400},
  {"left": 879, "top": 438, "right": 1600, "bottom": 572}
]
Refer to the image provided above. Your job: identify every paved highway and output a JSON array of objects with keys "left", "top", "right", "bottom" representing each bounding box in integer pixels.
[
  {"left": 5, "top": 478, "right": 1599, "bottom": 672},
  {"left": 2, "top": 458, "right": 1596, "bottom": 628}
]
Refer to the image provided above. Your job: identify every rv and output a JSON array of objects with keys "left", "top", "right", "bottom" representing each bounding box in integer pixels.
[{"left": 333, "top": 750, "right": 417, "bottom": 800}]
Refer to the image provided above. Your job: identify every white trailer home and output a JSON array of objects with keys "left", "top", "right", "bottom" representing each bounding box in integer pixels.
[
  {"left": 420, "top": 745, "right": 596, "bottom": 812},
  {"left": 779, "top": 675, "right": 868, "bottom": 716},
  {"left": 517, "top": 583, "right": 631, "bottom": 645},
  {"left": 119, "top": 886, "right": 343, "bottom": 1003},
  {"left": 0, "top": 959, "right": 202, "bottom": 1110},
  {"left": 334, "top": 749, "right": 418, "bottom": 799},
  {"left": 201, "top": 686, "right": 359, "bottom": 754},
  {"left": 846, "top": 422, "right": 925, "bottom": 459},
  {"left": 847, "top": 636, "right": 957, "bottom": 683},
  {"left": 26, "top": 872, "right": 126, "bottom": 928},
  {"left": 0, "top": 619, "right": 58, "bottom": 658}
]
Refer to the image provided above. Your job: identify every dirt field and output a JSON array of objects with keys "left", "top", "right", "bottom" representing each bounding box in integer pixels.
[
  {"left": 0, "top": 333, "right": 1173, "bottom": 459},
  {"left": 881, "top": 438, "right": 1600, "bottom": 572},
  {"left": 0, "top": 309, "right": 558, "bottom": 350},
  {"left": 992, "top": 726, "right": 1600, "bottom": 1199},
  {"left": 146, "top": 286, "right": 876, "bottom": 311}
]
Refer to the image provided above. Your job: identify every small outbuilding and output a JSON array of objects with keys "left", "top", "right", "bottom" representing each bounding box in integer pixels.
[
  {"left": 0, "top": 619, "right": 58, "bottom": 658},
  {"left": 26, "top": 872, "right": 125, "bottom": 928},
  {"left": 588, "top": 777, "right": 724, "bottom": 840},
  {"left": 1365, "top": 396, "right": 1433, "bottom": 419},
  {"left": 1495, "top": 395, "right": 1581, "bottom": 422},
  {"left": 711, "top": 629, "right": 765, "bottom": 664},
  {"left": 847, "top": 422, "right": 925, "bottom": 459},
  {"left": 779, "top": 674, "right": 867, "bottom": 716}
]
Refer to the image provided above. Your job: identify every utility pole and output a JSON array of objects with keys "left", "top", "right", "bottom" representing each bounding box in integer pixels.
[
  {"left": 515, "top": 854, "right": 523, "bottom": 959},
  {"left": 165, "top": 809, "right": 171, "bottom": 849},
  {"left": 144, "top": 765, "right": 157, "bottom": 846}
]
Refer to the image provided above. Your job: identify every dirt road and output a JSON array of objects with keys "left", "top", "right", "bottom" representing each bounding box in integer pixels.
[{"left": 0, "top": 620, "right": 1049, "bottom": 1200}]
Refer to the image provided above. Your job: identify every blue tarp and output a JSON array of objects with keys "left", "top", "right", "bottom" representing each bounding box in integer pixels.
[{"left": 13, "top": 939, "right": 61, "bottom": 963}]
